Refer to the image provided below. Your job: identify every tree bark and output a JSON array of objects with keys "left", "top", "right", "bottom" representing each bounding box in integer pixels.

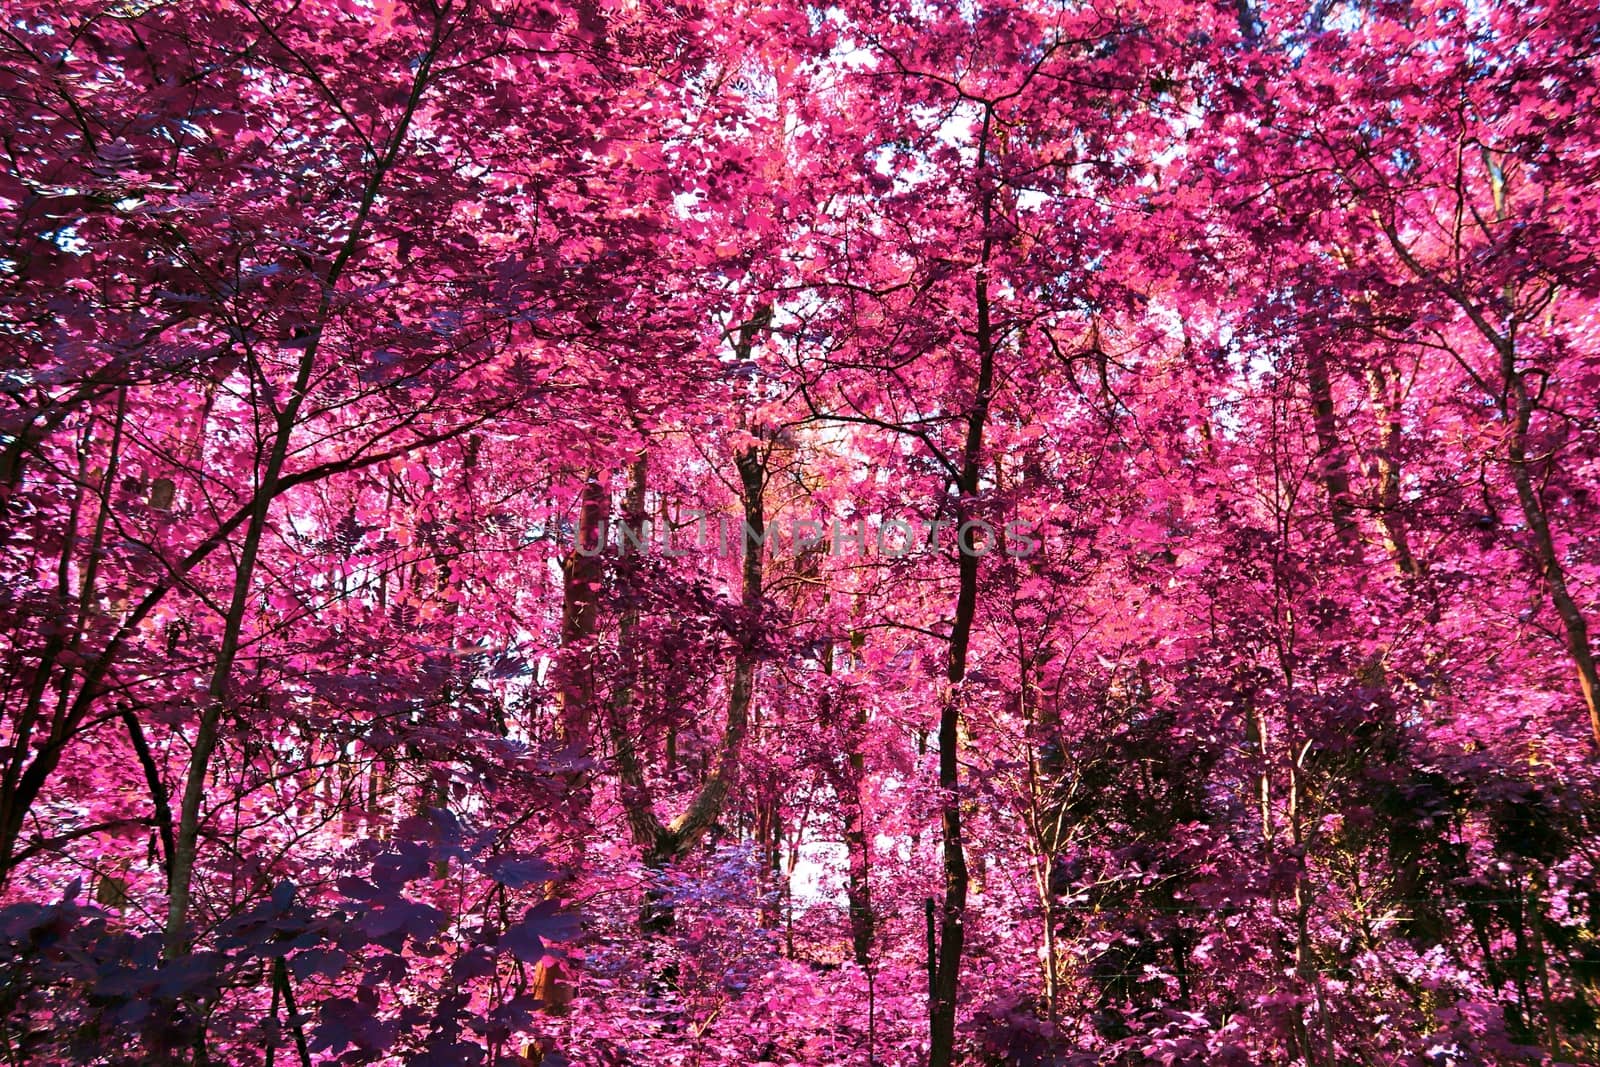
[
  {"left": 605, "top": 310, "right": 772, "bottom": 924},
  {"left": 1378, "top": 200, "right": 1600, "bottom": 747},
  {"left": 1304, "top": 345, "right": 1359, "bottom": 549},
  {"left": 1365, "top": 362, "right": 1421, "bottom": 577},
  {"left": 822, "top": 632, "right": 875, "bottom": 968},
  {"left": 557, "top": 475, "right": 608, "bottom": 751},
  {"left": 929, "top": 173, "right": 995, "bottom": 1067},
  {"left": 1504, "top": 357, "right": 1600, "bottom": 747}
]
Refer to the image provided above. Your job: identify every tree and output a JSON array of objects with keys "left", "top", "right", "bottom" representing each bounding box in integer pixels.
[{"left": 6, "top": 1, "right": 1600, "bottom": 1064}]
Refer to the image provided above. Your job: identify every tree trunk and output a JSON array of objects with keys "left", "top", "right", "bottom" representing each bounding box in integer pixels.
[
  {"left": 164, "top": 353, "right": 309, "bottom": 960},
  {"left": 929, "top": 201, "right": 995, "bottom": 1067},
  {"left": 1379, "top": 200, "right": 1599, "bottom": 746},
  {"left": 532, "top": 470, "right": 609, "bottom": 1014},
  {"left": 556, "top": 475, "right": 608, "bottom": 752},
  {"left": 606, "top": 309, "right": 772, "bottom": 926},
  {"left": 1365, "top": 362, "right": 1421, "bottom": 577},
  {"left": 1305, "top": 344, "right": 1359, "bottom": 549},
  {"left": 1504, "top": 358, "right": 1600, "bottom": 747}
]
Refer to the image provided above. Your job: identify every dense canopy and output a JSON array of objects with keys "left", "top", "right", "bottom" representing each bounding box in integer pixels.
[{"left": 3, "top": 0, "right": 1599, "bottom": 1063}]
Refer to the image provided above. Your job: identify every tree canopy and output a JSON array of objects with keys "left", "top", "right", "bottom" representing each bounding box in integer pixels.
[{"left": 3, "top": 0, "right": 1599, "bottom": 1063}]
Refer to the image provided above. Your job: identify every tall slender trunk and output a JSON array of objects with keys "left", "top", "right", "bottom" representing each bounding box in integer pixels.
[
  {"left": 823, "top": 632, "right": 875, "bottom": 967},
  {"left": 164, "top": 347, "right": 313, "bottom": 960},
  {"left": 1304, "top": 346, "right": 1359, "bottom": 549},
  {"left": 606, "top": 310, "right": 771, "bottom": 926},
  {"left": 1365, "top": 363, "right": 1421, "bottom": 576},
  {"left": 1288, "top": 747, "right": 1321, "bottom": 1066},
  {"left": 1379, "top": 192, "right": 1600, "bottom": 747},
  {"left": 162, "top": 26, "right": 445, "bottom": 966},
  {"left": 929, "top": 155, "right": 996, "bottom": 1067},
  {"left": 632, "top": 443, "right": 765, "bottom": 934},
  {"left": 530, "top": 468, "right": 608, "bottom": 1014},
  {"left": 756, "top": 768, "right": 783, "bottom": 931},
  {"left": 557, "top": 476, "right": 608, "bottom": 752},
  {"left": 609, "top": 454, "right": 660, "bottom": 852},
  {"left": 647, "top": 444, "right": 763, "bottom": 859},
  {"left": 1504, "top": 357, "right": 1600, "bottom": 747},
  {"left": 841, "top": 731, "right": 875, "bottom": 967},
  {"left": 1025, "top": 674, "right": 1066, "bottom": 1029}
]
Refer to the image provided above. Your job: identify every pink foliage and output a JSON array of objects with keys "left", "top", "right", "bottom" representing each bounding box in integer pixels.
[{"left": 3, "top": 0, "right": 1599, "bottom": 1064}]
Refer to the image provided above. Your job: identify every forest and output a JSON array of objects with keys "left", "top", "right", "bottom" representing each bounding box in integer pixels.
[{"left": 3, "top": 0, "right": 1599, "bottom": 1063}]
